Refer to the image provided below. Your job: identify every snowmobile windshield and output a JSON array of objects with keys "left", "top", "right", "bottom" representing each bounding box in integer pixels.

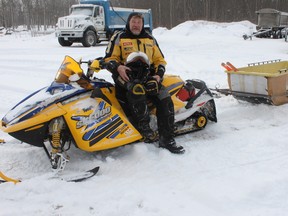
[{"left": 55, "top": 56, "right": 83, "bottom": 84}]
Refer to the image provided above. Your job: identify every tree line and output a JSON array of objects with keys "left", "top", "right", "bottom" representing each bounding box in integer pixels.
[
  {"left": 112, "top": 0, "right": 288, "bottom": 28},
  {"left": 1, "top": 0, "right": 288, "bottom": 30},
  {"left": 0, "top": 0, "right": 77, "bottom": 30}
]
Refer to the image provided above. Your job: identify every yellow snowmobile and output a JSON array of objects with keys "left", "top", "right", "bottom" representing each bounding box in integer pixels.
[{"left": 0, "top": 53, "right": 217, "bottom": 177}]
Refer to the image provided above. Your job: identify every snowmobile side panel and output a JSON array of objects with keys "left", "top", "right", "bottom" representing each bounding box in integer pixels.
[
  {"left": 9, "top": 122, "right": 50, "bottom": 147},
  {"left": 62, "top": 88, "right": 142, "bottom": 152},
  {"left": 1, "top": 104, "right": 66, "bottom": 134}
]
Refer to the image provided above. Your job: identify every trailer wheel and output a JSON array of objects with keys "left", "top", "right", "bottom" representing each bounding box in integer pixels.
[
  {"left": 82, "top": 30, "right": 97, "bottom": 47},
  {"left": 272, "top": 31, "right": 279, "bottom": 39},
  {"left": 58, "top": 38, "right": 73, "bottom": 47},
  {"left": 196, "top": 115, "right": 207, "bottom": 129}
]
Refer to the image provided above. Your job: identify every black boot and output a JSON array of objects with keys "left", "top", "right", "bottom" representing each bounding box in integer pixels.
[
  {"left": 126, "top": 92, "right": 157, "bottom": 143},
  {"left": 159, "top": 136, "right": 185, "bottom": 154},
  {"left": 138, "top": 121, "right": 158, "bottom": 143},
  {"left": 155, "top": 97, "right": 185, "bottom": 154}
]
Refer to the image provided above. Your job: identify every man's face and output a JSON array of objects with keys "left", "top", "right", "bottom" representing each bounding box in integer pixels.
[{"left": 129, "top": 16, "right": 143, "bottom": 35}]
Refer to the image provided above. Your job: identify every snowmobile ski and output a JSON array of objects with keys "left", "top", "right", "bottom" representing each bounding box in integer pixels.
[
  {"left": 0, "top": 166, "right": 99, "bottom": 184},
  {"left": 0, "top": 171, "right": 21, "bottom": 184},
  {"left": 57, "top": 166, "right": 100, "bottom": 182}
]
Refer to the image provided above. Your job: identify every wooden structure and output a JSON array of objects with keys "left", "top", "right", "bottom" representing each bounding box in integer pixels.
[{"left": 224, "top": 60, "right": 288, "bottom": 105}]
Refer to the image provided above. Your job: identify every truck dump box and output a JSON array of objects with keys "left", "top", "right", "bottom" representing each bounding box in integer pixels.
[
  {"left": 80, "top": 0, "right": 153, "bottom": 32},
  {"left": 224, "top": 60, "right": 288, "bottom": 105},
  {"left": 256, "top": 8, "right": 288, "bottom": 29}
]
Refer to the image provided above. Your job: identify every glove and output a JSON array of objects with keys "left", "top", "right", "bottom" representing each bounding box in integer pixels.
[
  {"left": 156, "top": 65, "right": 165, "bottom": 78},
  {"left": 126, "top": 80, "right": 146, "bottom": 95},
  {"left": 89, "top": 59, "right": 101, "bottom": 72},
  {"left": 144, "top": 77, "right": 160, "bottom": 95},
  {"left": 106, "top": 61, "right": 120, "bottom": 74}
]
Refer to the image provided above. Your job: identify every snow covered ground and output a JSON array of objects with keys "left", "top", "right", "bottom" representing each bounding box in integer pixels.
[{"left": 1, "top": 20, "right": 288, "bottom": 216}]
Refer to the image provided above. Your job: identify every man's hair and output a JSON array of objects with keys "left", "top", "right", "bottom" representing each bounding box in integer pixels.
[{"left": 127, "top": 12, "right": 143, "bottom": 23}]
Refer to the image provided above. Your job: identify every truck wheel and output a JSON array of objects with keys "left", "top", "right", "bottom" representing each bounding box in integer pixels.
[
  {"left": 82, "top": 30, "right": 97, "bottom": 47},
  {"left": 58, "top": 38, "right": 73, "bottom": 47}
]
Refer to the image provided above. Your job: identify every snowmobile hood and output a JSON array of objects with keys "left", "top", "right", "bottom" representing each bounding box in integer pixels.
[
  {"left": 1, "top": 82, "right": 86, "bottom": 126},
  {"left": 2, "top": 79, "right": 114, "bottom": 127}
]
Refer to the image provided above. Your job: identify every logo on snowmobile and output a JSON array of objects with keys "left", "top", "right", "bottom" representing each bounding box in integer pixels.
[
  {"left": 91, "top": 106, "right": 111, "bottom": 119},
  {"left": 71, "top": 101, "right": 111, "bottom": 129},
  {"left": 82, "top": 105, "right": 93, "bottom": 112}
]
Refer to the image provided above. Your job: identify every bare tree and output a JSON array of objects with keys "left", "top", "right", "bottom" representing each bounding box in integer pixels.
[{"left": 1, "top": 0, "right": 288, "bottom": 30}]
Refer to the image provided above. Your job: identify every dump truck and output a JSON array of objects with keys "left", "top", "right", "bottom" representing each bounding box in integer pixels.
[{"left": 55, "top": 0, "right": 153, "bottom": 47}]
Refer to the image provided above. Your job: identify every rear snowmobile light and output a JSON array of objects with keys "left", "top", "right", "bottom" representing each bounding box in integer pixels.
[
  {"left": 176, "top": 85, "right": 196, "bottom": 101},
  {"left": 197, "top": 102, "right": 206, "bottom": 107}
]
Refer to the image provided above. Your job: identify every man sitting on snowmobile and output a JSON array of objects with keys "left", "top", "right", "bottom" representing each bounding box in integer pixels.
[{"left": 104, "top": 12, "right": 185, "bottom": 154}]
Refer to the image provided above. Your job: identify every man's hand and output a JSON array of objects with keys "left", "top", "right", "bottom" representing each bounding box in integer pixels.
[
  {"left": 117, "top": 65, "right": 131, "bottom": 82},
  {"left": 152, "top": 75, "right": 161, "bottom": 83}
]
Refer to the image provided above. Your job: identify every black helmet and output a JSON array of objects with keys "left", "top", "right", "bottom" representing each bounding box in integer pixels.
[{"left": 125, "top": 52, "right": 150, "bottom": 82}]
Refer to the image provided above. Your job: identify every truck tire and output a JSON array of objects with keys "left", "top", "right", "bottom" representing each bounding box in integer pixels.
[
  {"left": 58, "top": 38, "right": 73, "bottom": 47},
  {"left": 82, "top": 30, "right": 97, "bottom": 47}
]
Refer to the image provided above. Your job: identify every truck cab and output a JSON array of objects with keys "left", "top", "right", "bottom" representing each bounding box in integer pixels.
[
  {"left": 56, "top": 4, "right": 105, "bottom": 47},
  {"left": 55, "top": 0, "right": 153, "bottom": 47}
]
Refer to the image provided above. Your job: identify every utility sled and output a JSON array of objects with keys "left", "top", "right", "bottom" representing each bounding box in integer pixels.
[{"left": 220, "top": 60, "right": 288, "bottom": 105}]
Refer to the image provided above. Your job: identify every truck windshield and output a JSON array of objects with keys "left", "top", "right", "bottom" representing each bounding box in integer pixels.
[{"left": 71, "top": 7, "right": 93, "bottom": 16}]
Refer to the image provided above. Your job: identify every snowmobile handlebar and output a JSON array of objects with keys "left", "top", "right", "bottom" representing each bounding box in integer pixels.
[
  {"left": 80, "top": 57, "right": 106, "bottom": 72},
  {"left": 79, "top": 57, "right": 108, "bottom": 79},
  {"left": 185, "top": 79, "right": 213, "bottom": 109}
]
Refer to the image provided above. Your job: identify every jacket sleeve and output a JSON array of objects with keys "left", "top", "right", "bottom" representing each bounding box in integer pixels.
[
  {"left": 104, "top": 31, "right": 122, "bottom": 74},
  {"left": 152, "top": 38, "right": 167, "bottom": 78}
]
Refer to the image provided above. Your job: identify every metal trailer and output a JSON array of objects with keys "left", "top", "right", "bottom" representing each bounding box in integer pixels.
[{"left": 243, "top": 8, "right": 288, "bottom": 40}]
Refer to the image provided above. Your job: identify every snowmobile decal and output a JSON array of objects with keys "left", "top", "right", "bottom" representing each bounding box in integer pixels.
[
  {"left": 71, "top": 101, "right": 112, "bottom": 129},
  {"left": 87, "top": 115, "right": 124, "bottom": 146}
]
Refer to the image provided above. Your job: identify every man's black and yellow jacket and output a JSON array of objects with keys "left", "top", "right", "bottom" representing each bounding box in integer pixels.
[{"left": 104, "top": 27, "right": 167, "bottom": 78}]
